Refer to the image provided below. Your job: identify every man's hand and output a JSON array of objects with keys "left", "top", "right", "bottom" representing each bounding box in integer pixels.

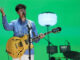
[
  {"left": 39, "top": 33, "right": 45, "bottom": 39},
  {"left": 0, "top": 8, "right": 5, "bottom": 16}
]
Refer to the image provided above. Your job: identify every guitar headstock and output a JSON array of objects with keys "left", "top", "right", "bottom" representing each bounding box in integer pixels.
[{"left": 52, "top": 27, "right": 61, "bottom": 33}]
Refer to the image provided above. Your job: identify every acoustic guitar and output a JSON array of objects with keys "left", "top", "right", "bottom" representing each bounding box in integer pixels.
[{"left": 6, "top": 27, "right": 61, "bottom": 58}]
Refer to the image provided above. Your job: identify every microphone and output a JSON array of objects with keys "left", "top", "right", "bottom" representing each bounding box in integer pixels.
[{"left": 23, "top": 12, "right": 26, "bottom": 17}]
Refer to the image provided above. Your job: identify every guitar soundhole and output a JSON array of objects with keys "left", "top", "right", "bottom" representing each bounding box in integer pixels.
[{"left": 19, "top": 42, "right": 23, "bottom": 47}]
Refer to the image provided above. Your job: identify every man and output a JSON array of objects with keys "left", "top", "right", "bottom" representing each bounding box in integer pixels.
[{"left": 0, "top": 4, "right": 45, "bottom": 60}]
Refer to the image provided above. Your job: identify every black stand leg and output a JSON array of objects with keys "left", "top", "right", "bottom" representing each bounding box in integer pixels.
[
  {"left": 46, "top": 25, "right": 51, "bottom": 60},
  {"left": 66, "top": 58, "right": 68, "bottom": 60},
  {"left": 27, "top": 24, "right": 32, "bottom": 60}
]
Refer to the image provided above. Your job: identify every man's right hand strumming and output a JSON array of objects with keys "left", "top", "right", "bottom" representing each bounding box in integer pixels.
[{"left": 0, "top": 8, "right": 5, "bottom": 16}]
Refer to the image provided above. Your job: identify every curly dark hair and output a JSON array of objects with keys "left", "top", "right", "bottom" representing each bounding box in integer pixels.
[{"left": 15, "top": 4, "right": 26, "bottom": 12}]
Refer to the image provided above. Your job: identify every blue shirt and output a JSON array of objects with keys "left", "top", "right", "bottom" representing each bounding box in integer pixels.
[{"left": 2, "top": 16, "right": 39, "bottom": 55}]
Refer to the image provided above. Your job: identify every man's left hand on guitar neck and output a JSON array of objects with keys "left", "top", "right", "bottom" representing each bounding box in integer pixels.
[{"left": 39, "top": 33, "right": 45, "bottom": 39}]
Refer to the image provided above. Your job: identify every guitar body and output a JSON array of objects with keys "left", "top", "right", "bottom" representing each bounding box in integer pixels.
[
  {"left": 6, "top": 35, "right": 34, "bottom": 58},
  {"left": 6, "top": 27, "right": 61, "bottom": 58}
]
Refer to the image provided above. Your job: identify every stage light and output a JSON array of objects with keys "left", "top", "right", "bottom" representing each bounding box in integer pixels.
[
  {"left": 38, "top": 12, "right": 57, "bottom": 26},
  {"left": 38, "top": 12, "right": 57, "bottom": 60}
]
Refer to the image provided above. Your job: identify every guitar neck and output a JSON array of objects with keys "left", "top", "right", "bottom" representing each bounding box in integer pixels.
[
  {"left": 44, "top": 31, "right": 52, "bottom": 35},
  {"left": 32, "top": 31, "right": 52, "bottom": 42}
]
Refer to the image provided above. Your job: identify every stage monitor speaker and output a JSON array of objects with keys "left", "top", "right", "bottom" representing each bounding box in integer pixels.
[
  {"left": 47, "top": 46, "right": 58, "bottom": 54},
  {"left": 60, "top": 45, "right": 71, "bottom": 53}
]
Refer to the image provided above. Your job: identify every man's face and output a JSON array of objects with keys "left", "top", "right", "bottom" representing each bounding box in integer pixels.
[{"left": 17, "top": 8, "right": 26, "bottom": 17}]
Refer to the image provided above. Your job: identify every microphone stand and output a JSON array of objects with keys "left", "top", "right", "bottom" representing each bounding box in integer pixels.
[
  {"left": 44, "top": 37, "right": 54, "bottom": 46},
  {"left": 46, "top": 25, "right": 51, "bottom": 60},
  {"left": 27, "top": 22, "right": 32, "bottom": 60}
]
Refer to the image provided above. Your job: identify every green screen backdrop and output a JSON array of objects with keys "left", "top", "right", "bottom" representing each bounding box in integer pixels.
[{"left": 0, "top": 0, "right": 80, "bottom": 60}]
